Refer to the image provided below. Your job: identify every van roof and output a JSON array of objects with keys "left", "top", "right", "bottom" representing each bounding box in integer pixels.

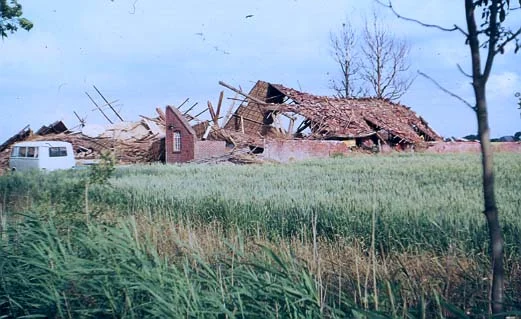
[{"left": 12, "top": 141, "right": 73, "bottom": 147}]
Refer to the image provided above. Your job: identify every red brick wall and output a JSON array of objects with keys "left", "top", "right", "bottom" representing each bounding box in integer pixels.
[
  {"left": 165, "top": 107, "right": 196, "bottom": 163},
  {"left": 195, "top": 141, "right": 227, "bottom": 160},
  {"left": 264, "top": 140, "right": 352, "bottom": 162}
]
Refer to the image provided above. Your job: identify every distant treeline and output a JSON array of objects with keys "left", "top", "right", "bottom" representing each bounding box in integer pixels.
[{"left": 462, "top": 131, "right": 521, "bottom": 142}]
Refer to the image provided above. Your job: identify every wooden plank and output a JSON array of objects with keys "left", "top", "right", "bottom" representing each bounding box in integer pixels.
[
  {"left": 207, "top": 101, "right": 217, "bottom": 125},
  {"left": 218, "top": 81, "right": 267, "bottom": 105},
  {"left": 156, "top": 107, "right": 166, "bottom": 121},
  {"left": 216, "top": 91, "right": 224, "bottom": 119},
  {"left": 287, "top": 117, "right": 295, "bottom": 137}
]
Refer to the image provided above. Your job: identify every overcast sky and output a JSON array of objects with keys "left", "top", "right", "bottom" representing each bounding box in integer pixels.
[{"left": 1, "top": 0, "right": 520, "bottom": 143}]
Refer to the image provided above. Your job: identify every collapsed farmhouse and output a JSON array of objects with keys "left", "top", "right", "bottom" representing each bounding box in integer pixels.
[{"left": 0, "top": 80, "right": 444, "bottom": 169}]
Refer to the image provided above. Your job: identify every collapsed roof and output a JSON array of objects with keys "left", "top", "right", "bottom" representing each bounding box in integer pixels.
[{"left": 222, "top": 81, "right": 442, "bottom": 144}]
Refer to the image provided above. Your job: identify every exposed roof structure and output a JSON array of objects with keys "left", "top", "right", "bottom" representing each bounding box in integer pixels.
[{"left": 223, "top": 81, "right": 442, "bottom": 144}]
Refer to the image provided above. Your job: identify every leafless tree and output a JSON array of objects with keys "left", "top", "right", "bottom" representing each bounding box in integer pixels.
[
  {"left": 360, "top": 12, "right": 413, "bottom": 100},
  {"left": 329, "top": 13, "right": 413, "bottom": 101},
  {"left": 329, "top": 22, "right": 363, "bottom": 98},
  {"left": 377, "top": 0, "right": 521, "bottom": 314}
]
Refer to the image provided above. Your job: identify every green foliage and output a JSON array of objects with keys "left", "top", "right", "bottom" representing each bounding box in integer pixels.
[
  {"left": 2, "top": 153, "right": 521, "bottom": 255},
  {"left": 0, "top": 217, "right": 361, "bottom": 318},
  {"left": 97, "top": 153, "right": 520, "bottom": 255},
  {"left": 1, "top": 154, "right": 521, "bottom": 317},
  {"left": 88, "top": 151, "right": 116, "bottom": 185},
  {"left": 473, "top": 0, "right": 521, "bottom": 54},
  {"left": 0, "top": 0, "right": 33, "bottom": 38}
]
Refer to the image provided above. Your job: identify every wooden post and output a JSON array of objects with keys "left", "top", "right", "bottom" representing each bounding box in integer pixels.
[
  {"left": 287, "top": 117, "right": 295, "bottom": 137},
  {"left": 93, "top": 85, "right": 124, "bottom": 122},
  {"left": 85, "top": 92, "right": 113, "bottom": 124}
]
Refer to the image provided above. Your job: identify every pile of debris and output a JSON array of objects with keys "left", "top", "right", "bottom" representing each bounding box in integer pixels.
[{"left": 0, "top": 108, "right": 167, "bottom": 171}]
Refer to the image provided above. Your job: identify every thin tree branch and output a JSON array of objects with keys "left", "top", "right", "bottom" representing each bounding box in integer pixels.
[
  {"left": 418, "top": 71, "right": 476, "bottom": 111},
  {"left": 457, "top": 63, "right": 473, "bottom": 78},
  {"left": 374, "top": 0, "right": 468, "bottom": 36}
]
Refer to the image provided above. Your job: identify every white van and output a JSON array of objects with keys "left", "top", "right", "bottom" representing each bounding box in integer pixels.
[{"left": 9, "top": 141, "right": 76, "bottom": 172}]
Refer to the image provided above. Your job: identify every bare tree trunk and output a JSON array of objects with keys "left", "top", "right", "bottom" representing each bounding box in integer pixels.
[
  {"left": 475, "top": 85, "right": 504, "bottom": 314},
  {"left": 465, "top": 0, "right": 505, "bottom": 313}
]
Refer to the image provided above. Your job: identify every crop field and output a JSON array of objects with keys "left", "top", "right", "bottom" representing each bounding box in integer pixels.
[{"left": 1, "top": 153, "right": 520, "bottom": 318}]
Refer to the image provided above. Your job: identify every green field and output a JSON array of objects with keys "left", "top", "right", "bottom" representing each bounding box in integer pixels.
[{"left": 1, "top": 153, "right": 520, "bottom": 317}]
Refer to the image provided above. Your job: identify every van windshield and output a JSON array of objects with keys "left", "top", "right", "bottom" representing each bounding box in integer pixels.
[{"left": 49, "top": 147, "right": 68, "bottom": 157}]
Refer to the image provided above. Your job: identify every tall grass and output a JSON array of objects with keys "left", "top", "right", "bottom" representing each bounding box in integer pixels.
[
  {"left": 1, "top": 153, "right": 520, "bottom": 317},
  {"left": 0, "top": 216, "right": 372, "bottom": 318},
  {"left": 96, "top": 153, "right": 520, "bottom": 254}
]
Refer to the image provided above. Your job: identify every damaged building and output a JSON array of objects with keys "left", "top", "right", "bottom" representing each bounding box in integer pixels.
[
  {"left": 164, "top": 106, "right": 227, "bottom": 163},
  {"left": 219, "top": 80, "right": 441, "bottom": 153},
  {"left": 0, "top": 80, "right": 443, "bottom": 170}
]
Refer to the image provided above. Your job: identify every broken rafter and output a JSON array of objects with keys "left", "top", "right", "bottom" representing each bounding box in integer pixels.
[
  {"left": 85, "top": 92, "right": 114, "bottom": 124},
  {"left": 193, "top": 107, "right": 208, "bottom": 119},
  {"left": 177, "top": 98, "right": 190, "bottom": 110},
  {"left": 231, "top": 114, "right": 264, "bottom": 126},
  {"left": 216, "top": 91, "right": 224, "bottom": 120},
  {"left": 222, "top": 93, "right": 240, "bottom": 127},
  {"left": 219, "top": 81, "right": 268, "bottom": 106},
  {"left": 207, "top": 101, "right": 219, "bottom": 128},
  {"left": 182, "top": 102, "right": 198, "bottom": 116},
  {"left": 93, "top": 85, "right": 124, "bottom": 122},
  {"left": 156, "top": 107, "right": 166, "bottom": 122}
]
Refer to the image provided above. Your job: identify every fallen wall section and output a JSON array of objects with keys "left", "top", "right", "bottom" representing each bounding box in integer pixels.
[{"left": 263, "top": 140, "right": 352, "bottom": 162}]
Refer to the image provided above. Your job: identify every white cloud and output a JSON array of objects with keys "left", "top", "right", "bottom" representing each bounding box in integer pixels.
[{"left": 1, "top": 0, "right": 520, "bottom": 142}]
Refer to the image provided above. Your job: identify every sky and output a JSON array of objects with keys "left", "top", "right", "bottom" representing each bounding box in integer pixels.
[{"left": 1, "top": 0, "right": 520, "bottom": 143}]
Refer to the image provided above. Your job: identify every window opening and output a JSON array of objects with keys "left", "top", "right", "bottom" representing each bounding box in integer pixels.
[{"left": 173, "top": 131, "right": 181, "bottom": 152}]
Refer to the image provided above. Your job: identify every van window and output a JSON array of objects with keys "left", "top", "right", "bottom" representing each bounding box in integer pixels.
[
  {"left": 27, "top": 147, "right": 38, "bottom": 158},
  {"left": 19, "top": 147, "right": 27, "bottom": 157},
  {"left": 11, "top": 147, "right": 20, "bottom": 157},
  {"left": 49, "top": 147, "right": 68, "bottom": 157}
]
